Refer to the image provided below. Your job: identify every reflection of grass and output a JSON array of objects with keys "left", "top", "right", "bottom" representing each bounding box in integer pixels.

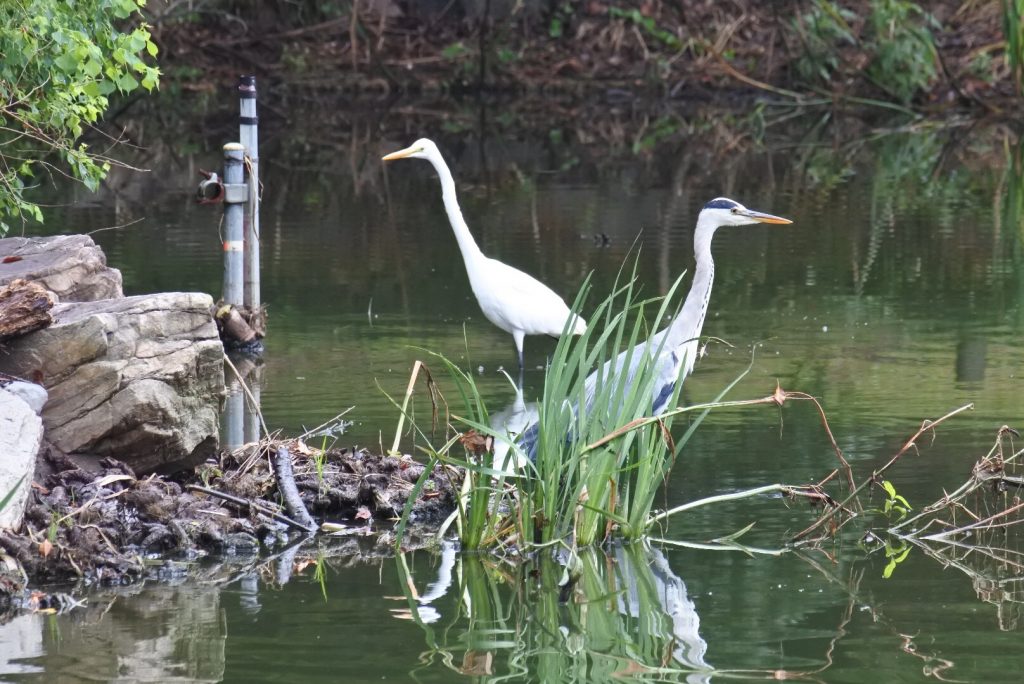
[
  {"left": 313, "top": 550, "right": 328, "bottom": 601},
  {"left": 400, "top": 545, "right": 715, "bottom": 680},
  {"left": 1004, "top": 135, "right": 1024, "bottom": 243}
]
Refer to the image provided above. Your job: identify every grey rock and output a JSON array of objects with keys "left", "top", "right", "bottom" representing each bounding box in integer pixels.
[
  {"left": 0, "top": 387, "right": 42, "bottom": 529},
  {"left": 0, "top": 292, "right": 225, "bottom": 474},
  {"left": 0, "top": 234, "right": 123, "bottom": 301}
]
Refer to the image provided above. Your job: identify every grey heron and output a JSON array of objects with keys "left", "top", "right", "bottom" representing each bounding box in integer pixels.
[{"left": 518, "top": 196, "right": 792, "bottom": 458}]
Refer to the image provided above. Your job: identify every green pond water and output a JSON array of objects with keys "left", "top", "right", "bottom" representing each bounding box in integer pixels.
[{"left": 2, "top": 103, "right": 1023, "bottom": 682}]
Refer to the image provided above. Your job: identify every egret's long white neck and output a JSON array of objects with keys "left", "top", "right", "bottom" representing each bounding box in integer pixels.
[
  {"left": 428, "top": 150, "right": 483, "bottom": 264},
  {"left": 663, "top": 213, "right": 718, "bottom": 351}
]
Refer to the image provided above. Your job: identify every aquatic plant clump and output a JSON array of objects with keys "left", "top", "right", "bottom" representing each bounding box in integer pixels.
[{"left": 393, "top": 264, "right": 781, "bottom": 553}]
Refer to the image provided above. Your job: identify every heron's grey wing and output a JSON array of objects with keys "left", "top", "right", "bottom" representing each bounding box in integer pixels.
[{"left": 515, "top": 328, "right": 684, "bottom": 460}]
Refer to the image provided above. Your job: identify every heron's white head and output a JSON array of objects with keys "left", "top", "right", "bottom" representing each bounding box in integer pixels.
[
  {"left": 698, "top": 197, "right": 792, "bottom": 228},
  {"left": 381, "top": 138, "right": 441, "bottom": 163}
]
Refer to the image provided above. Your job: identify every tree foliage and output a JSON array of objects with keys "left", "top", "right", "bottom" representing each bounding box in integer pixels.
[{"left": 0, "top": 0, "right": 159, "bottom": 235}]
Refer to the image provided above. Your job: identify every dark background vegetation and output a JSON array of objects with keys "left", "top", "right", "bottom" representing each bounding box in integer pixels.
[{"left": 147, "top": 0, "right": 1021, "bottom": 109}]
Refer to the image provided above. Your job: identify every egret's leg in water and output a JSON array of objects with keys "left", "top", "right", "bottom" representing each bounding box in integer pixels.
[{"left": 513, "top": 329, "right": 526, "bottom": 370}]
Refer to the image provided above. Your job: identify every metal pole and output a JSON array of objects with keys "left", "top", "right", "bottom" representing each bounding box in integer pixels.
[
  {"left": 222, "top": 142, "right": 245, "bottom": 306},
  {"left": 239, "top": 75, "right": 261, "bottom": 310}
]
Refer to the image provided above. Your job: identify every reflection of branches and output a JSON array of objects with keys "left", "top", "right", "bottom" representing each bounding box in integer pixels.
[
  {"left": 797, "top": 551, "right": 965, "bottom": 682},
  {"left": 909, "top": 535, "right": 1024, "bottom": 633}
]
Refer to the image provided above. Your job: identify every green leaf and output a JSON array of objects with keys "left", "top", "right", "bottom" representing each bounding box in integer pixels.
[
  {"left": 129, "top": 32, "right": 146, "bottom": 52},
  {"left": 55, "top": 52, "right": 78, "bottom": 73},
  {"left": 117, "top": 73, "right": 139, "bottom": 91}
]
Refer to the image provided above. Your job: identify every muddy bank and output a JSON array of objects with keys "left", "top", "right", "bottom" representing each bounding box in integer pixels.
[{"left": 0, "top": 440, "right": 459, "bottom": 593}]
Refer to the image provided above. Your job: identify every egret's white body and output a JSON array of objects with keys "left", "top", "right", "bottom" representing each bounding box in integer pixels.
[
  {"left": 518, "top": 197, "right": 792, "bottom": 458},
  {"left": 382, "top": 138, "right": 586, "bottom": 368}
]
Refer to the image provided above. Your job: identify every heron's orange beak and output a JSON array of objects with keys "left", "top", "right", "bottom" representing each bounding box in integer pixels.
[{"left": 741, "top": 209, "right": 792, "bottom": 224}]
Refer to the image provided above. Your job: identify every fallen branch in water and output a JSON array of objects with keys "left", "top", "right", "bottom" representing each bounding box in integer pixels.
[
  {"left": 648, "top": 483, "right": 813, "bottom": 526},
  {"left": 791, "top": 403, "right": 975, "bottom": 544},
  {"left": 272, "top": 446, "right": 316, "bottom": 532}
]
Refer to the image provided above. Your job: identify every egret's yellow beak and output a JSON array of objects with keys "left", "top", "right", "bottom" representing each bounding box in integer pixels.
[
  {"left": 381, "top": 144, "right": 421, "bottom": 162},
  {"left": 740, "top": 209, "right": 792, "bottom": 225}
]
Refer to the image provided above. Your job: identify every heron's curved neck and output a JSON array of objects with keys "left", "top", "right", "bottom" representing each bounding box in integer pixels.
[
  {"left": 429, "top": 152, "right": 483, "bottom": 263},
  {"left": 664, "top": 219, "right": 718, "bottom": 350}
]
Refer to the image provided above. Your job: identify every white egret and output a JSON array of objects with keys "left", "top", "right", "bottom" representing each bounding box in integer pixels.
[
  {"left": 518, "top": 197, "right": 792, "bottom": 457},
  {"left": 382, "top": 138, "right": 587, "bottom": 370}
]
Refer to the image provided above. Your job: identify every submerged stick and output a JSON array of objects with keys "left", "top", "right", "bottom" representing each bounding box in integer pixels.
[
  {"left": 919, "top": 501, "right": 1024, "bottom": 542},
  {"left": 649, "top": 537, "right": 787, "bottom": 556},
  {"left": 647, "top": 483, "right": 805, "bottom": 526}
]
